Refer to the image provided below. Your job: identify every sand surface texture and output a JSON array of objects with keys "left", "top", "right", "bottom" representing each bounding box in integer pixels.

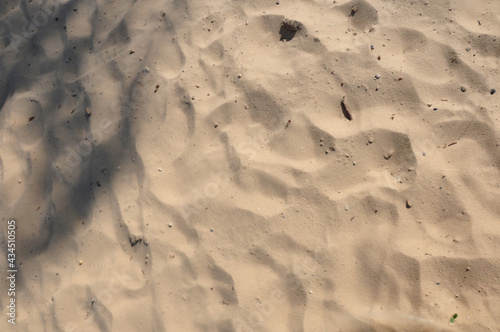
[{"left": 1, "top": 0, "right": 500, "bottom": 331}]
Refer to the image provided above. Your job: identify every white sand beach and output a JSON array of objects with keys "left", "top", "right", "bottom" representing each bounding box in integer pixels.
[{"left": 1, "top": 0, "right": 499, "bottom": 331}]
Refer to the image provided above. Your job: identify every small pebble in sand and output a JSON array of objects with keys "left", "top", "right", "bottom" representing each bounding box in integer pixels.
[
  {"left": 491, "top": 89, "right": 496, "bottom": 95},
  {"left": 168, "top": 223, "right": 173, "bottom": 228},
  {"left": 374, "top": 74, "right": 380, "bottom": 79},
  {"left": 276, "top": 0, "right": 280, "bottom": 4},
  {"left": 353, "top": 161, "right": 357, "bottom": 165},
  {"left": 345, "top": 206, "right": 349, "bottom": 211},
  {"left": 370, "top": 45, "right": 374, "bottom": 50},
  {"left": 309, "top": 290, "right": 313, "bottom": 294},
  {"left": 282, "top": 19, "right": 301, "bottom": 31},
  {"left": 350, "top": 5, "right": 358, "bottom": 16},
  {"left": 433, "top": 108, "right": 438, "bottom": 111},
  {"left": 427, "top": 103, "right": 432, "bottom": 107},
  {"left": 79, "top": 260, "right": 83, "bottom": 265},
  {"left": 341, "top": 95, "right": 352, "bottom": 121},
  {"left": 142, "top": 67, "right": 150, "bottom": 73},
  {"left": 237, "top": 73, "right": 242, "bottom": 78},
  {"left": 461, "top": 86, "right": 467, "bottom": 92},
  {"left": 436, "top": 281, "right": 441, "bottom": 285},
  {"left": 422, "top": 152, "right": 426, "bottom": 156},
  {"left": 158, "top": 168, "right": 162, "bottom": 172},
  {"left": 466, "top": 266, "right": 471, "bottom": 271},
  {"left": 368, "top": 136, "right": 374, "bottom": 144},
  {"left": 406, "top": 199, "right": 412, "bottom": 208}
]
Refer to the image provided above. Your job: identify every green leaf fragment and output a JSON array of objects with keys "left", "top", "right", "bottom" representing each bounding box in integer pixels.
[{"left": 453, "top": 313, "right": 458, "bottom": 319}]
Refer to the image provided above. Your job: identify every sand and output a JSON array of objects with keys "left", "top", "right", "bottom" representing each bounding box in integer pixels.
[{"left": 1, "top": 0, "right": 499, "bottom": 331}]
